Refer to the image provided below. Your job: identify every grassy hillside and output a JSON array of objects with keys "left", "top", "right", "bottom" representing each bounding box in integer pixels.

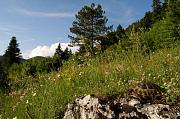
[{"left": 0, "top": 44, "right": 179, "bottom": 118}]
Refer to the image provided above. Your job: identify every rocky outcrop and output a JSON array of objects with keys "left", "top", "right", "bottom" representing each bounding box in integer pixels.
[{"left": 63, "top": 95, "right": 180, "bottom": 119}]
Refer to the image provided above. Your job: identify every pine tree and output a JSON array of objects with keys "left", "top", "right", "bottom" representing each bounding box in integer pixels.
[
  {"left": 3, "top": 36, "right": 22, "bottom": 67},
  {"left": 142, "top": 11, "right": 153, "bottom": 30},
  {"left": 53, "top": 43, "right": 63, "bottom": 70},
  {"left": 61, "top": 47, "right": 71, "bottom": 61},
  {"left": 69, "top": 3, "right": 111, "bottom": 56},
  {"left": 116, "top": 24, "right": 125, "bottom": 40},
  {"left": 54, "top": 43, "right": 63, "bottom": 58},
  {"left": 152, "top": 0, "right": 162, "bottom": 21}
]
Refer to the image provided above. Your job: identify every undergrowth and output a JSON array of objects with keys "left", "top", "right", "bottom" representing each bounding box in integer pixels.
[{"left": 0, "top": 45, "right": 180, "bottom": 119}]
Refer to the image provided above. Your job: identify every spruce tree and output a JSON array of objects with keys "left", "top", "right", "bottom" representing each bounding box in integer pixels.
[
  {"left": 53, "top": 43, "right": 63, "bottom": 70},
  {"left": 69, "top": 3, "right": 111, "bottom": 56},
  {"left": 3, "top": 36, "right": 22, "bottom": 67},
  {"left": 54, "top": 43, "right": 63, "bottom": 58},
  {"left": 61, "top": 47, "right": 71, "bottom": 61}
]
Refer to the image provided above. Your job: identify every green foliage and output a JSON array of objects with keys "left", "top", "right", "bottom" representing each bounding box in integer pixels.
[
  {"left": 1, "top": 45, "right": 179, "bottom": 118},
  {"left": 143, "top": 14, "right": 179, "bottom": 52},
  {"left": 152, "top": 0, "right": 162, "bottom": 21},
  {"left": 100, "top": 25, "right": 126, "bottom": 51},
  {"left": 53, "top": 44, "right": 63, "bottom": 70},
  {"left": 53, "top": 44, "right": 72, "bottom": 70},
  {"left": 3, "top": 36, "right": 22, "bottom": 68},
  {"left": 61, "top": 47, "right": 72, "bottom": 61},
  {"left": 1, "top": 1, "right": 180, "bottom": 118},
  {"left": 0, "top": 62, "right": 9, "bottom": 91},
  {"left": 69, "top": 3, "right": 111, "bottom": 55}
]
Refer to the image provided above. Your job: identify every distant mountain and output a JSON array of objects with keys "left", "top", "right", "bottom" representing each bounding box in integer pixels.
[
  {"left": 0, "top": 55, "right": 46, "bottom": 64},
  {"left": 28, "top": 56, "right": 46, "bottom": 61}
]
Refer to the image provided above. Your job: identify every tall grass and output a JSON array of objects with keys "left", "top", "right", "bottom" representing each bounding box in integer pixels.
[{"left": 0, "top": 45, "right": 179, "bottom": 118}]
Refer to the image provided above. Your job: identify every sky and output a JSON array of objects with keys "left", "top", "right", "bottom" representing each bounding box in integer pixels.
[{"left": 0, "top": 0, "right": 152, "bottom": 59}]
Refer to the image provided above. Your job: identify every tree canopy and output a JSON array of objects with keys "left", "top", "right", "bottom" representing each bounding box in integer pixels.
[
  {"left": 3, "top": 36, "right": 22, "bottom": 68},
  {"left": 69, "top": 3, "right": 111, "bottom": 56}
]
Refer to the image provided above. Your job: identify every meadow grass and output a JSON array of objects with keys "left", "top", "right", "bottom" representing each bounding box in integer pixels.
[{"left": 0, "top": 45, "right": 179, "bottom": 119}]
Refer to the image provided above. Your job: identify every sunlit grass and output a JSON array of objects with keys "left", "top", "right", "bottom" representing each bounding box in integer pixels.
[{"left": 0, "top": 45, "right": 179, "bottom": 118}]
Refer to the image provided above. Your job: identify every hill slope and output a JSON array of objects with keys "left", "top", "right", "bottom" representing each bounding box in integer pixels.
[{"left": 0, "top": 44, "right": 179, "bottom": 118}]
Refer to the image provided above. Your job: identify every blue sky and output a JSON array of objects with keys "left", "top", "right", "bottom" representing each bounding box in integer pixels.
[{"left": 0, "top": 0, "right": 152, "bottom": 58}]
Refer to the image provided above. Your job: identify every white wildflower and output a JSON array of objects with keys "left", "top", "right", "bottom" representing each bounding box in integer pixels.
[
  {"left": 175, "top": 56, "right": 179, "bottom": 60},
  {"left": 79, "top": 72, "right": 83, "bottom": 76},
  {"left": 57, "top": 74, "right": 60, "bottom": 77},
  {"left": 26, "top": 100, "right": 29, "bottom": 104},
  {"left": 12, "top": 116, "right": 17, "bottom": 119},
  {"left": 33, "top": 93, "right": 36, "bottom": 97}
]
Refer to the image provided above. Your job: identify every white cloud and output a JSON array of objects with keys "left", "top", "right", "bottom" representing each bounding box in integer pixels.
[
  {"left": 25, "top": 43, "right": 79, "bottom": 59},
  {"left": 19, "top": 9, "right": 74, "bottom": 18}
]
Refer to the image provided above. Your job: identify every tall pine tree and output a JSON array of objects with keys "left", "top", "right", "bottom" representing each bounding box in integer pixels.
[
  {"left": 69, "top": 3, "right": 111, "bottom": 56},
  {"left": 3, "top": 36, "right": 22, "bottom": 67}
]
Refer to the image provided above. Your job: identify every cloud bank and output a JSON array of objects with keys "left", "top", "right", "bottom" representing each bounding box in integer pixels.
[
  {"left": 19, "top": 9, "right": 74, "bottom": 18},
  {"left": 25, "top": 43, "right": 78, "bottom": 59}
]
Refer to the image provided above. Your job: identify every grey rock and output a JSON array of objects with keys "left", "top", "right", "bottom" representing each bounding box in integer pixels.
[{"left": 63, "top": 95, "right": 180, "bottom": 119}]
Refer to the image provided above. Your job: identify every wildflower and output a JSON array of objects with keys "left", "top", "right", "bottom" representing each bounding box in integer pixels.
[
  {"left": 26, "top": 100, "right": 29, "bottom": 104},
  {"left": 33, "top": 93, "right": 36, "bottom": 97},
  {"left": 175, "top": 56, "right": 179, "bottom": 60},
  {"left": 79, "top": 72, "right": 83, "bottom": 76},
  {"left": 57, "top": 74, "right": 60, "bottom": 77},
  {"left": 12, "top": 116, "right": 17, "bottom": 119}
]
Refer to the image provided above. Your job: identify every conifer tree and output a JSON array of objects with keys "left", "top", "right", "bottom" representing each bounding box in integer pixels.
[
  {"left": 53, "top": 43, "right": 63, "bottom": 70},
  {"left": 142, "top": 11, "right": 153, "bottom": 30},
  {"left": 152, "top": 0, "right": 162, "bottom": 21},
  {"left": 61, "top": 47, "right": 71, "bottom": 61},
  {"left": 116, "top": 24, "right": 125, "bottom": 40},
  {"left": 3, "top": 36, "right": 22, "bottom": 67},
  {"left": 54, "top": 43, "right": 63, "bottom": 58},
  {"left": 69, "top": 3, "right": 111, "bottom": 56}
]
